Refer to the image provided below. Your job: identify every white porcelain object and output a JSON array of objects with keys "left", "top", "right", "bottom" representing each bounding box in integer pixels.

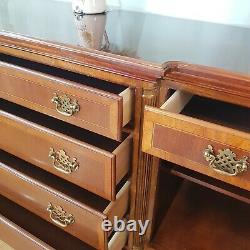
[
  {"left": 72, "top": 0, "right": 106, "bottom": 14},
  {"left": 74, "top": 14, "right": 109, "bottom": 50}
]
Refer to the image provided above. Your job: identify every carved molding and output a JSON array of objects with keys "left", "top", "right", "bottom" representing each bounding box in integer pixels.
[{"left": 131, "top": 86, "right": 160, "bottom": 249}]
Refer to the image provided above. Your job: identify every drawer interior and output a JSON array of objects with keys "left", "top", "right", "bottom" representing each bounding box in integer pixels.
[
  {"left": 162, "top": 90, "right": 250, "bottom": 133},
  {"left": 0, "top": 53, "right": 126, "bottom": 95},
  {"left": 0, "top": 195, "right": 94, "bottom": 250},
  {"left": 150, "top": 164, "right": 250, "bottom": 250},
  {"left": 181, "top": 95, "right": 250, "bottom": 133},
  {"left": 0, "top": 99, "right": 128, "bottom": 152},
  {"left": 169, "top": 162, "right": 250, "bottom": 204}
]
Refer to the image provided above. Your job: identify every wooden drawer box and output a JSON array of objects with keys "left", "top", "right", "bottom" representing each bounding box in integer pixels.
[
  {"left": 142, "top": 90, "right": 250, "bottom": 191},
  {"left": 0, "top": 195, "right": 127, "bottom": 250},
  {"left": 0, "top": 100, "right": 132, "bottom": 201},
  {"left": 0, "top": 151, "right": 130, "bottom": 250},
  {"left": 0, "top": 54, "right": 133, "bottom": 141}
]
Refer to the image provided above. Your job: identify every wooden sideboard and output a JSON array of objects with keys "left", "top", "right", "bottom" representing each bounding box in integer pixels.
[
  {"left": 142, "top": 74, "right": 250, "bottom": 249},
  {"left": 0, "top": 1, "right": 250, "bottom": 249}
]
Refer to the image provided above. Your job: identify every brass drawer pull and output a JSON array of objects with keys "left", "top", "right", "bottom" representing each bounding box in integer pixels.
[
  {"left": 203, "top": 145, "right": 249, "bottom": 176},
  {"left": 49, "top": 148, "right": 79, "bottom": 174},
  {"left": 47, "top": 203, "right": 75, "bottom": 228},
  {"left": 51, "top": 93, "right": 80, "bottom": 116}
]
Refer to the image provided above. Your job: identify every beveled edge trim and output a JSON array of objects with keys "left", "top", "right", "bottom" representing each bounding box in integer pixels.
[
  {"left": 0, "top": 31, "right": 164, "bottom": 83},
  {"left": 164, "top": 61, "right": 250, "bottom": 108}
]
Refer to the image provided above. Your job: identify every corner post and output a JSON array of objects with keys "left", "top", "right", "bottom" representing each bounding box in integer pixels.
[{"left": 129, "top": 85, "right": 161, "bottom": 249}]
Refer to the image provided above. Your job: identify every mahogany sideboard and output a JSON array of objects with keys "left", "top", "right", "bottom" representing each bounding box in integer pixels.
[{"left": 0, "top": 0, "right": 250, "bottom": 249}]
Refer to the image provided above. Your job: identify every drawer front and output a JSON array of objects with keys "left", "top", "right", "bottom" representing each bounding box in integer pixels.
[
  {"left": 0, "top": 213, "right": 127, "bottom": 250},
  {"left": 142, "top": 106, "right": 250, "bottom": 191},
  {"left": 0, "top": 112, "right": 131, "bottom": 201},
  {"left": 0, "top": 215, "right": 53, "bottom": 250},
  {"left": 0, "top": 62, "right": 132, "bottom": 140},
  {"left": 0, "top": 156, "right": 130, "bottom": 250}
]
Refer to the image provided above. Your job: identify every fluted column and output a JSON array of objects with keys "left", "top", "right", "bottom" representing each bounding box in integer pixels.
[{"left": 129, "top": 86, "right": 160, "bottom": 249}]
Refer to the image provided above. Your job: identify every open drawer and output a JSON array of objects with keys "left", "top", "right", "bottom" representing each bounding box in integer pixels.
[
  {"left": 0, "top": 53, "right": 133, "bottom": 141},
  {"left": 0, "top": 99, "right": 132, "bottom": 201},
  {"left": 0, "top": 150, "right": 130, "bottom": 250},
  {"left": 0, "top": 213, "right": 53, "bottom": 250},
  {"left": 0, "top": 195, "right": 127, "bottom": 250},
  {"left": 142, "top": 90, "right": 250, "bottom": 191}
]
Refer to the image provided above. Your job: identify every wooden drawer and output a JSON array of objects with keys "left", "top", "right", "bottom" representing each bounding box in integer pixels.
[
  {"left": 0, "top": 54, "right": 133, "bottom": 141},
  {"left": 0, "top": 100, "right": 132, "bottom": 201},
  {"left": 0, "top": 195, "right": 127, "bottom": 250},
  {"left": 0, "top": 151, "right": 130, "bottom": 250},
  {"left": 142, "top": 90, "right": 250, "bottom": 191},
  {"left": 0, "top": 215, "right": 53, "bottom": 250}
]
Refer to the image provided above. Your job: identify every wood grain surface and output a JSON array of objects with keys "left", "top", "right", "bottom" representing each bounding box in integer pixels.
[
  {"left": 0, "top": 151, "right": 130, "bottom": 250},
  {"left": 0, "top": 55, "right": 134, "bottom": 140},
  {"left": 150, "top": 181, "right": 250, "bottom": 250},
  {"left": 142, "top": 96, "right": 250, "bottom": 191},
  {"left": 0, "top": 101, "right": 132, "bottom": 200}
]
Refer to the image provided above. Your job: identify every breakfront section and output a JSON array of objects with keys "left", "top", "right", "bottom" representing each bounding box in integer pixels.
[{"left": 142, "top": 63, "right": 250, "bottom": 250}]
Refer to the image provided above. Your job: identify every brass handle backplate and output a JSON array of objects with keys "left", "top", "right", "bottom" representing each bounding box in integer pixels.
[
  {"left": 49, "top": 148, "right": 79, "bottom": 174},
  {"left": 203, "top": 145, "right": 249, "bottom": 176},
  {"left": 51, "top": 93, "right": 80, "bottom": 116},
  {"left": 47, "top": 203, "right": 75, "bottom": 228}
]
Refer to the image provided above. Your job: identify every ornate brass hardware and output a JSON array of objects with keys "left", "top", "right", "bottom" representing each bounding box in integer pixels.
[
  {"left": 51, "top": 93, "right": 80, "bottom": 116},
  {"left": 49, "top": 148, "right": 79, "bottom": 174},
  {"left": 203, "top": 145, "right": 249, "bottom": 176},
  {"left": 47, "top": 203, "right": 75, "bottom": 228}
]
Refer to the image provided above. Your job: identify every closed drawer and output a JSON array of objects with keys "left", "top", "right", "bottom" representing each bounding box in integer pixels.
[
  {"left": 0, "top": 195, "right": 127, "bottom": 250},
  {"left": 0, "top": 151, "right": 130, "bottom": 250},
  {"left": 0, "top": 54, "right": 133, "bottom": 141},
  {"left": 0, "top": 100, "right": 132, "bottom": 201},
  {"left": 142, "top": 90, "right": 250, "bottom": 191}
]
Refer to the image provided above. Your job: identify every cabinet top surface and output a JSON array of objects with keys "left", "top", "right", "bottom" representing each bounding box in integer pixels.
[{"left": 1, "top": 0, "right": 250, "bottom": 76}]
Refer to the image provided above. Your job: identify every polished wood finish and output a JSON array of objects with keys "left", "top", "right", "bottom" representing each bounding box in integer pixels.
[
  {"left": 149, "top": 181, "right": 250, "bottom": 250},
  {"left": 129, "top": 86, "right": 161, "bottom": 249},
  {"left": 143, "top": 90, "right": 250, "bottom": 191},
  {"left": 0, "top": 32, "right": 164, "bottom": 84},
  {"left": 143, "top": 88, "right": 250, "bottom": 248},
  {"left": 2, "top": 5, "right": 250, "bottom": 84},
  {"left": 0, "top": 55, "right": 133, "bottom": 140},
  {"left": 0, "top": 100, "right": 131, "bottom": 201},
  {"left": 0, "top": 195, "right": 96, "bottom": 250},
  {"left": 0, "top": 193, "right": 127, "bottom": 250},
  {"left": 1, "top": 4, "right": 250, "bottom": 249},
  {"left": 164, "top": 62, "right": 250, "bottom": 108},
  {"left": 0, "top": 151, "right": 130, "bottom": 250}
]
